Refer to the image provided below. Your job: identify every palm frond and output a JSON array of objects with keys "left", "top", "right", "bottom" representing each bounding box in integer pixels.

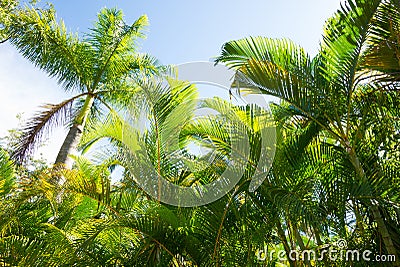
[
  {"left": 360, "top": 0, "right": 400, "bottom": 81},
  {"left": 7, "top": 7, "right": 92, "bottom": 91},
  {"left": 319, "top": 0, "right": 382, "bottom": 92},
  {"left": 11, "top": 94, "right": 87, "bottom": 163},
  {"left": 88, "top": 9, "right": 149, "bottom": 89},
  {"left": 0, "top": 149, "right": 14, "bottom": 197},
  {"left": 216, "top": 37, "right": 314, "bottom": 106}
]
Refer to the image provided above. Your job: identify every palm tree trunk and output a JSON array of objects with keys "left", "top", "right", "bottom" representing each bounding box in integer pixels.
[
  {"left": 312, "top": 224, "right": 323, "bottom": 246},
  {"left": 55, "top": 124, "right": 84, "bottom": 169},
  {"left": 54, "top": 94, "right": 94, "bottom": 173},
  {"left": 348, "top": 149, "right": 399, "bottom": 266},
  {"left": 312, "top": 224, "right": 331, "bottom": 266},
  {"left": 276, "top": 220, "right": 296, "bottom": 267},
  {"left": 395, "top": 207, "right": 400, "bottom": 223},
  {"left": 292, "top": 223, "right": 311, "bottom": 266}
]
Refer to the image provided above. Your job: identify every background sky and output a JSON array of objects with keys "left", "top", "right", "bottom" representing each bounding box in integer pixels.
[{"left": 0, "top": 0, "right": 342, "bottom": 162}]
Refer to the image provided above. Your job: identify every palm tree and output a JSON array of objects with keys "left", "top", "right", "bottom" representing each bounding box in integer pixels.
[
  {"left": 0, "top": 78, "right": 209, "bottom": 266},
  {"left": 4, "top": 6, "right": 166, "bottom": 171},
  {"left": 77, "top": 77, "right": 280, "bottom": 265},
  {"left": 2, "top": 72, "right": 395, "bottom": 266},
  {"left": 2, "top": 2, "right": 399, "bottom": 266},
  {"left": 216, "top": 0, "right": 400, "bottom": 262}
]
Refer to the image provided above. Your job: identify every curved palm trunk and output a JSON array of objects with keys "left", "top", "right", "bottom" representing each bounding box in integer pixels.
[
  {"left": 55, "top": 124, "right": 84, "bottom": 169},
  {"left": 348, "top": 150, "right": 399, "bottom": 266},
  {"left": 54, "top": 94, "right": 94, "bottom": 175}
]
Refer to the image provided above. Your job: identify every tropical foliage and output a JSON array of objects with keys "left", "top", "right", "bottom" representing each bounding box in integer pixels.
[
  {"left": 0, "top": 0, "right": 399, "bottom": 266},
  {"left": 3, "top": 2, "right": 167, "bottom": 170}
]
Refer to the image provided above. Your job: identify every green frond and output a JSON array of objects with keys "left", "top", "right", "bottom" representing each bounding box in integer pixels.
[
  {"left": 0, "top": 149, "right": 14, "bottom": 197},
  {"left": 216, "top": 37, "right": 314, "bottom": 105},
  {"left": 6, "top": 7, "right": 92, "bottom": 91},
  {"left": 88, "top": 10, "right": 149, "bottom": 90},
  {"left": 360, "top": 0, "right": 400, "bottom": 81},
  {"left": 61, "top": 167, "right": 114, "bottom": 214},
  {"left": 319, "top": 0, "right": 382, "bottom": 91}
]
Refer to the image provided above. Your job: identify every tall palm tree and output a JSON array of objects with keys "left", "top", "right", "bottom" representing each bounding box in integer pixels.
[
  {"left": 216, "top": 0, "right": 400, "bottom": 262},
  {"left": 77, "top": 77, "right": 280, "bottom": 265},
  {"left": 4, "top": 6, "right": 166, "bottom": 171},
  {"left": 2, "top": 74, "right": 395, "bottom": 266}
]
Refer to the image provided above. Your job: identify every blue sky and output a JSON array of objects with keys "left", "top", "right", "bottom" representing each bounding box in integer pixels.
[
  {"left": 49, "top": 0, "right": 342, "bottom": 62},
  {"left": 0, "top": 0, "right": 342, "bottom": 161}
]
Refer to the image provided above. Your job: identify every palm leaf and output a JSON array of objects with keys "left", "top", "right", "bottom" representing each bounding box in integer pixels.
[
  {"left": 0, "top": 149, "right": 14, "bottom": 197},
  {"left": 12, "top": 94, "right": 87, "bottom": 162},
  {"left": 7, "top": 7, "right": 92, "bottom": 91}
]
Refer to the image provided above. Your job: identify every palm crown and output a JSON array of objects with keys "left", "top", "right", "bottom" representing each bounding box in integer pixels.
[
  {"left": 6, "top": 7, "right": 166, "bottom": 169},
  {"left": 216, "top": 0, "right": 400, "bottom": 261}
]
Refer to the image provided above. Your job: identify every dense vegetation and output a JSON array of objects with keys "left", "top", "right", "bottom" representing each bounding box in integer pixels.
[{"left": 0, "top": 0, "right": 399, "bottom": 266}]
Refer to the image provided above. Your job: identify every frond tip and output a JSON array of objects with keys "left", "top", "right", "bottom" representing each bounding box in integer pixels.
[{"left": 11, "top": 97, "right": 78, "bottom": 163}]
